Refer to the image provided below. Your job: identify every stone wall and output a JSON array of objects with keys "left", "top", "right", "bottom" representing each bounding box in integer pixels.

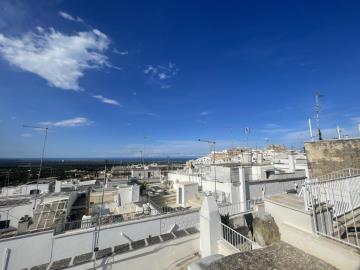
[{"left": 304, "top": 138, "right": 360, "bottom": 178}]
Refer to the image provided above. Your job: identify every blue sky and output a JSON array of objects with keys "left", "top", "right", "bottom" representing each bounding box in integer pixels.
[{"left": 1, "top": 0, "right": 360, "bottom": 158}]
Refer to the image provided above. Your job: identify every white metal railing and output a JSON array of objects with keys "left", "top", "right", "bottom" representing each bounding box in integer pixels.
[
  {"left": 303, "top": 170, "right": 360, "bottom": 249},
  {"left": 304, "top": 176, "right": 360, "bottom": 217},
  {"left": 218, "top": 201, "right": 254, "bottom": 216},
  {"left": 316, "top": 168, "right": 360, "bottom": 182},
  {"left": 220, "top": 222, "right": 253, "bottom": 252},
  {"left": 54, "top": 211, "right": 155, "bottom": 234}
]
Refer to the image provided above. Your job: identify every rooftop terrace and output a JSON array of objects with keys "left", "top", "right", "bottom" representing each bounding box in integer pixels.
[{"left": 205, "top": 241, "right": 337, "bottom": 270}]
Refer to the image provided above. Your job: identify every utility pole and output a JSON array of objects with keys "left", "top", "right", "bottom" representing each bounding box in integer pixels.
[
  {"left": 23, "top": 125, "right": 48, "bottom": 209},
  {"left": 198, "top": 139, "right": 217, "bottom": 201},
  {"left": 315, "top": 92, "right": 323, "bottom": 141}
]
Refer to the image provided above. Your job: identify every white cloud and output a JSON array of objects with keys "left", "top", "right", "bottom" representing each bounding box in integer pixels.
[
  {"left": 92, "top": 95, "right": 121, "bottom": 106},
  {"left": 0, "top": 27, "right": 111, "bottom": 91},
  {"left": 144, "top": 112, "right": 160, "bottom": 118},
  {"left": 40, "top": 117, "right": 92, "bottom": 127},
  {"left": 161, "top": 85, "right": 171, "bottom": 89},
  {"left": 113, "top": 49, "right": 128, "bottom": 55},
  {"left": 58, "top": 11, "right": 84, "bottom": 23},
  {"left": 259, "top": 128, "right": 293, "bottom": 134},
  {"left": 144, "top": 62, "right": 179, "bottom": 88},
  {"left": 200, "top": 111, "right": 210, "bottom": 116},
  {"left": 195, "top": 119, "right": 207, "bottom": 124},
  {"left": 21, "top": 133, "right": 32, "bottom": 137},
  {"left": 264, "top": 123, "right": 281, "bottom": 128}
]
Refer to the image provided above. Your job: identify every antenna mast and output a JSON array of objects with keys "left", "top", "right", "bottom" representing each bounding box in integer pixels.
[
  {"left": 315, "top": 92, "right": 323, "bottom": 140},
  {"left": 23, "top": 125, "right": 48, "bottom": 209},
  {"left": 198, "top": 139, "right": 217, "bottom": 201},
  {"left": 308, "top": 118, "right": 314, "bottom": 141}
]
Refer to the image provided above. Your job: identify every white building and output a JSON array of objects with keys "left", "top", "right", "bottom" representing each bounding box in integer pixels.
[
  {"left": 168, "top": 154, "right": 307, "bottom": 206},
  {"left": 0, "top": 180, "right": 55, "bottom": 197}
]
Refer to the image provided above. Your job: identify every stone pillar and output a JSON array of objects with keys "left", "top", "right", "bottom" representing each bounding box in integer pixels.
[
  {"left": 200, "top": 195, "right": 221, "bottom": 257},
  {"left": 288, "top": 152, "right": 296, "bottom": 172}
]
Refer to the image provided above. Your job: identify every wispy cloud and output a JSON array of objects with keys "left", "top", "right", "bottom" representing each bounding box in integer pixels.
[
  {"left": 144, "top": 112, "right": 160, "bottom": 118},
  {"left": 92, "top": 95, "right": 121, "bottom": 106},
  {"left": 40, "top": 117, "right": 93, "bottom": 127},
  {"left": 144, "top": 62, "right": 178, "bottom": 88},
  {"left": 195, "top": 119, "right": 207, "bottom": 124},
  {"left": 113, "top": 49, "right": 128, "bottom": 55},
  {"left": 129, "top": 111, "right": 160, "bottom": 118},
  {"left": 58, "top": 11, "right": 84, "bottom": 23},
  {"left": 0, "top": 27, "right": 111, "bottom": 91},
  {"left": 259, "top": 128, "right": 293, "bottom": 134},
  {"left": 264, "top": 123, "right": 281, "bottom": 128},
  {"left": 20, "top": 133, "right": 32, "bottom": 137},
  {"left": 200, "top": 111, "right": 210, "bottom": 116}
]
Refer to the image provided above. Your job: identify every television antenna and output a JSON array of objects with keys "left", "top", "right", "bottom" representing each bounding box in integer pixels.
[
  {"left": 315, "top": 92, "right": 323, "bottom": 140},
  {"left": 244, "top": 127, "right": 251, "bottom": 147},
  {"left": 198, "top": 139, "right": 217, "bottom": 201},
  {"left": 22, "top": 125, "right": 48, "bottom": 209}
]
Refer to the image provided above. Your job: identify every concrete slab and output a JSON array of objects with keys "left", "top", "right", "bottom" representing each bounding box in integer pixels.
[
  {"left": 161, "top": 233, "right": 175, "bottom": 241},
  {"left": 95, "top": 248, "right": 112, "bottom": 259},
  {"left": 114, "top": 243, "right": 130, "bottom": 254},
  {"left": 30, "top": 263, "right": 49, "bottom": 270},
  {"left": 131, "top": 239, "right": 146, "bottom": 249},
  {"left": 49, "top": 258, "right": 71, "bottom": 270},
  {"left": 174, "top": 230, "right": 188, "bottom": 238},
  {"left": 186, "top": 227, "right": 199, "bottom": 235},
  {"left": 73, "top": 252, "right": 93, "bottom": 265},
  {"left": 147, "top": 236, "right": 161, "bottom": 245}
]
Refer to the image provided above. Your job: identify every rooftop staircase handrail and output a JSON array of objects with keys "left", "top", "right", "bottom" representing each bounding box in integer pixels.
[{"left": 220, "top": 222, "right": 253, "bottom": 252}]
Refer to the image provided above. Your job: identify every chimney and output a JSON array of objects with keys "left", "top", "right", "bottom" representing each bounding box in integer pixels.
[
  {"left": 288, "top": 152, "right": 296, "bottom": 172},
  {"left": 18, "top": 215, "right": 32, "bottom": 234}
]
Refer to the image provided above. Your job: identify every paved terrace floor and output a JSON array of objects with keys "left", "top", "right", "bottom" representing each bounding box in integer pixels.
[{"left": 205, "top": 241, "right": 337, "bottom": 270}]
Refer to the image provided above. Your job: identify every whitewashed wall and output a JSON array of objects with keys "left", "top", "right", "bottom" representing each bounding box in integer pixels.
[
  {"left": 168, "top": 172, "right": 202, "bottom": 185},
  {"left": 0, "top": 201, "right": 35, "bottom": 228},
  {"left": 0, "top": 210, "right": 199, "bottom": 269},
  {"left": 247, "top": 178, "right": 305, "bottom": 201},
  {"left": 0, "top": 183, "right": 51, "bottom": 197}
]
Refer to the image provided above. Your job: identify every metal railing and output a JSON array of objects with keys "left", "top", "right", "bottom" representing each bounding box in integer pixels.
[
  {"left": 218, "top": 201, "right": 254, "bottom": 216},
  {"left": 54, "top": 205, "right": 198, "bottom": 235},
  {"left": 316, "top": 168, "right": 360, "bottom": 182},
  {"left": 220, "top": 222, "right": 253, "bottom": 252},
  {"left": 303, "top": 171, "right": 360, "bottom": 249},
  {"left": 54, "top": 209, "right": 160, "bottom": 235},
  {"left": 148, "top": 198, "right": 184, "bottom": 214}
]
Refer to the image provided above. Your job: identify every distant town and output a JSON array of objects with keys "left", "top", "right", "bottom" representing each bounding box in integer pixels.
[{"left": 0, "top": 137, "right": 359, "bottom": 269}]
